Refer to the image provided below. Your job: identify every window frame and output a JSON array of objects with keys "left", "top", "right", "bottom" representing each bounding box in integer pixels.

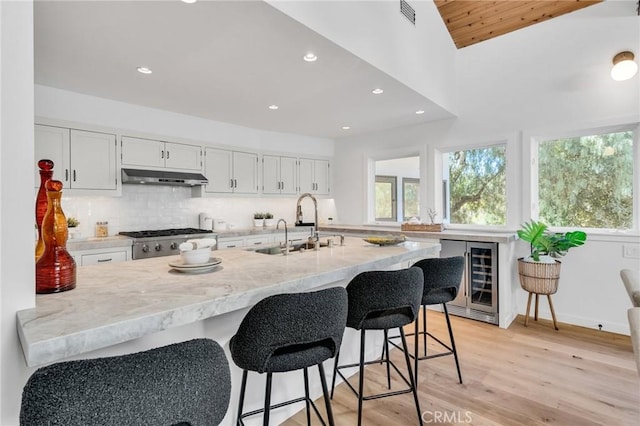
[
  {"left": 402, "top": 177, "right": 420, "bottom": 220},
  {"left": 528, "top": 122, "right": 639, "bottom": 234},
  {"left": 375, "top": 175, "right": 398, "bottom": 222},
  {"left": 440, "top": 142, "right": 509, "bottom": 228}
]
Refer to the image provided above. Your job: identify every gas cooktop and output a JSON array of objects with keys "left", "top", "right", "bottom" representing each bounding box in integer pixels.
[{"left": 119, "top": 228, "right": 214, "bottom": 239}]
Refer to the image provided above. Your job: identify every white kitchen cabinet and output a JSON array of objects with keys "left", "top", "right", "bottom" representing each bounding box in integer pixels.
[
  {"left": 298, "top": 158, "right": 330, "bottom": 195},
  {"left": 262, "top": 155, "right": 297, "bottom": 195},
  {"left": 204, "top": 148, "right": 258, "bottom": 194},
  {"left": 245, "top": 235, "right": 275, "bottom": 247},
  {"left": 217, "top": 238, "right": 245, "bottom": 249},
  {"left": 121, "top": 136, "right": 201, "bottom": 171},
  {"left": 35, "top": 125, "right": 117, "bottom": 191},
  {"left": 68, "top": 248, "right": 130, "bottom": 266}
]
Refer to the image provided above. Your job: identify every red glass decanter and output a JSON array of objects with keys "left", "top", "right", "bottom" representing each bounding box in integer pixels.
[
  {"left": 35, "top": 179, "right": 76, "bottom": 294},
  {"left": 35, "top": 159, "right": 54, "bottom": 260}
]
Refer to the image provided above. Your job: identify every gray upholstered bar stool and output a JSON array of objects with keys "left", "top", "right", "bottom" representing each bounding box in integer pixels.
[
  {"left": 230, "top": 287, "right": 348, "bottom": 426},
  {"left": 408, "top": 256, "right": 465, "bottom": 384},
  {"left": 20, "top": 338, "right": 231, "bottom": 426},
  {"left": 331, "top": 267, "right": 424, "bottom": 426}
]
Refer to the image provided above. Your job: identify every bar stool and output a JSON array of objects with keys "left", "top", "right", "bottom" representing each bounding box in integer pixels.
[
  {"left": 20, "top": 338, "right": 231, "bottom": 425},
  {"left": 331, "top": 267, "right": 424, "bottom": 426},
  {"left": 229, "top": 287, "right": 348, "bottom": 426},
  {"left": 408, "top": 256, "right": 465, "bottom": 384}
]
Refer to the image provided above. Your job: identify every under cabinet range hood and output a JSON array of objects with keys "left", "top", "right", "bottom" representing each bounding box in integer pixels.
[{"left": 121, "top": 168, "right": 208, "bottom": 186}]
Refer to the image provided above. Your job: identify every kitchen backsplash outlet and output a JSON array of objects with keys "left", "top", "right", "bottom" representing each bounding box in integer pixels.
[{"left": 61, "top": 185, "right": 337, "bottom": 236}]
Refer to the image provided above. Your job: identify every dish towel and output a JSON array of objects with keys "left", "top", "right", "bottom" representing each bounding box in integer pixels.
[{"left": 179, "top": 238, "right": 217, "bottom": 251}]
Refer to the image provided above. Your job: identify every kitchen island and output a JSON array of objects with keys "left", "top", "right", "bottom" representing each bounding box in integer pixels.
[{"left": 17, "top": 237, "right": 439, "bottom": 367}]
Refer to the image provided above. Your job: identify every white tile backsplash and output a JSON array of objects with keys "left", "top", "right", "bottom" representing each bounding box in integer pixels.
[{"left": 61, "top": 185, "right": 337, "bottom": 237}]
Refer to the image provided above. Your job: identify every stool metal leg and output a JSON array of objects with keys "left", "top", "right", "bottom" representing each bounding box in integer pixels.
[
  {"left": 357, "top": 329, "right": 366, "bottom": 426},
  {"left": 303, "top": 367, "right": 311, "bottom": 426},
  {"left": 399, "top": 327, "right": 423, "bottom": 426},
  {"left": 264, "top": 373, "right": 273, "bottom": 426},
  {"left": 237, "top": 370, "right": 248, "bottom": 426},
  {"left": 443, "top": 303, "right": 462, "bottom": 384},
  {"left": 330, "top": 350, "right": 340, "bottom": 399},
  {"left": 534, "top": 294, "right": 540, "bottom": 321},
  {"left": 414, "top": 313, "right": 420, "bottom": 384},
  {"left": 422, "top": 306, "right": 428, "bottom": 357},
  {"left": 318, "top": 362, "right": 336, "bottom": 426},
  {"left": 384, "top": 330, "right": 391, "bottom": 389}
]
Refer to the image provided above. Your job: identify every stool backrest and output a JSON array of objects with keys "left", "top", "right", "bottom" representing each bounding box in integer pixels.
[
  {"left": 231, "top": 286, "right": 348, "bottom": 373},
  {"left": 412, "top": 256, "right": 465, "bottom": 300},
  {"left": 346, "top": 267, "right": 424, "bottom": 329},
  {"left": 20, "top": 338, "right": 230, "bottom": 426}
]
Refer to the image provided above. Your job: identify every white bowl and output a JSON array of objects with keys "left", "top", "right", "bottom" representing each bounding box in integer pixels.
[{"left": 180, "top": 247, "right": 211, "bottom": 265}]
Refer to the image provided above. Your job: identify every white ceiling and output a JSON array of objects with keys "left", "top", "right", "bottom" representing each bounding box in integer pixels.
[{"left": 34, "top": 0, "right": 454, "bottom": 140}]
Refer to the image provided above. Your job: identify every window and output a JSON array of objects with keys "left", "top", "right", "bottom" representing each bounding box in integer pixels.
[
  {"left": 443, "top": 145, "right": 506, "bottom": 225},
  {"left": 375, "top": 175, "right": 397, "bottom": 221},
  {"left": 536, "top": 129, "right": 634, "bottom": 230},
  {"left": 403, "top": 178, "right": 420, "bottom": 219}
]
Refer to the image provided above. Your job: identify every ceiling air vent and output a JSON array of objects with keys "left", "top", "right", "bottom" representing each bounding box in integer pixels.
[{"left": 400, "top": 0, "right": 415, "bottom": 25}]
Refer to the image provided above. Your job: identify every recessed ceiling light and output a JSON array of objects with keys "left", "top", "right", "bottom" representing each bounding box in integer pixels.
[
  {"left": 137, "top": 67, "right": 152, "bottom": 74},
  {"left": 372, "top": 88, "right": 384, "bottom": 95},
  {"left": 181, "top": 0, "right": 197, "bottom": 3},
  {"left": 342, "top": 126, "right": 351, "bottom": 130},
  {"left": 303, "top": 52, "right": 318, "bottom": 62},
  {"left": 268, "top": 105, "right": 279, "bottom": 110},
  {"left": 415, "top": 110, "right": 425, "bottom": 115}
]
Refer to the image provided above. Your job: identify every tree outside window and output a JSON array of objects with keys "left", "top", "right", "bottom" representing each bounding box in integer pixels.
[
  {"left": 403, "top": 178, "right": 420, "bottom": 220},
  {"left": 537, "top": 130, "right": 633, "bottom": 229},
  {"left": 446, "top": 145, "right": 506, "bottom": 225}
]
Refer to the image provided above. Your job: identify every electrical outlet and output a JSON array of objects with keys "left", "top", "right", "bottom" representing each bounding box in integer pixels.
[{"left": 623, "top": 244, "right": 640, "bottom": 259}]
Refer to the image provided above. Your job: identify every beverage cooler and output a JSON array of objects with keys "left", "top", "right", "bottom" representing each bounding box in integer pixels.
[{"left": 440, "top": 240, "right": 499, "bottom": 325}]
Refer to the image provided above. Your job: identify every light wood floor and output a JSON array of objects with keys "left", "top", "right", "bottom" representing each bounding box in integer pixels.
[{"left": 283, "top": 310, "right": 640, "bottom": 425}]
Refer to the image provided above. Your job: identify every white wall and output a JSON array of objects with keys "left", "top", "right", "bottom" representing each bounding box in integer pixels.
[
  {"left": 332, "top": 1, "right": 640, "bottom": 334},
  {"left": 268, "top": 0, "right": 457, "bottom": 114},
  {"left": 1, "top": 1, "right": 36, "bottom": 423}
]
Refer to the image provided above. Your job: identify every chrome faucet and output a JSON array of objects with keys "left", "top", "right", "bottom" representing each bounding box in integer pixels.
[
  {"left": 296, "top": 193, "right": 319, "bottom": 247},
  {"left": 276, "top": 218, "right": 289, "bottom": 255}
]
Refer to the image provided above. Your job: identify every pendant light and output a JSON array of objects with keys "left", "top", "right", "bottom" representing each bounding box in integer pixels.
[{"left": 611, "top": 51, "right": 638, "bottom": 81}]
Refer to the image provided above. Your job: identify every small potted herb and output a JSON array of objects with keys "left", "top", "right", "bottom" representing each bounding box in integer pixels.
[
  {"left": 253, "top": 212, "right": 265, "bottom": 228},
  {"left": 66, "top": 217, "right": 81, "bottom": 239},
  {"left": 264, "top": 212, "right": 275, "bottom": 227}
]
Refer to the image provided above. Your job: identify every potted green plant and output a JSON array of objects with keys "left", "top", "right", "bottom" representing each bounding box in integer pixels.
[
  {"left": 66, "top": 217, "right": 81, "bottom": 239},
  {"left": 517, "top": 220, "right": 587, "bottom": 329},
  {"left": 263, "top": 212, "right": 275, "bottom": 228},
  {"left": 253, "top": 212, "right": 265, "bottom": 228}
]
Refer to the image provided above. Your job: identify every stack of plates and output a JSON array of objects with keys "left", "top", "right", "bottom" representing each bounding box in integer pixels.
[{"left": 169, "top": 257, "right": 222, "bottom": 273}]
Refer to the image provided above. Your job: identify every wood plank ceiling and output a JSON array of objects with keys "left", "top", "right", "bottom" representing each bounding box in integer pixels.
[{"left": 434, "top": 0, "right": 603, "bottom": 49}]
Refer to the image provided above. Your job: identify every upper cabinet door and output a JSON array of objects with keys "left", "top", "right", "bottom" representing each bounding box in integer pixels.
[
  {"left": 262, "top": 155, "right": 280, "bottom": 194},
  {"left": 298, "top": 158, "right": 314, "bottom": 194},
  {"left": 204, "top": 148, "right": 233, "bottom": 193},
  {"left": 314, "top": 159, "right": 330, "bottom": 195},
  {"left": 233, "top": 151, "right": 258, "bottom": 194},
  {"left": 70, "top": 130, "right": 117, "bottom": 190},
  {"left": 34, "top": 124, "right": 71, "bottom": 187},
  {"left": 121, "top": 136, "right": 164, "bottom": 168},
  {"left": 163, "top": 142, "right": 201, "bottom": 171},
  {"left": 279, "top": 156, "right": 298, "bottom": 195}
]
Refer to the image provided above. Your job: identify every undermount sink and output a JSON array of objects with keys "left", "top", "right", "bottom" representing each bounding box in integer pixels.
[{"left": 250, "top": 241, "right": 329, "bottom": 255}]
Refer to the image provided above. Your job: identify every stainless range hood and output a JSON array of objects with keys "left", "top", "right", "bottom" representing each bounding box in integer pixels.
[{"left": 121, "top": 168, "right": 208, "bottom": 186}]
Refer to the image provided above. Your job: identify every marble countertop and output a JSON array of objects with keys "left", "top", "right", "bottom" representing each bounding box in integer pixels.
[
  {"left": 66, "top": 236, "right": 133, "bottom": 251},
  {"left": 319, "top": 224, "right": 517, "bottom": 244},
  {"left": 17, "top": 237, "right": 440, "bottom": 367},
  {"left": 215, "top": 225, "right": 313, "bottom": 238}
]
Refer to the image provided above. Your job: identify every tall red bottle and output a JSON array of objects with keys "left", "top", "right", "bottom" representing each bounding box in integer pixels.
[
  {"left": 35, "top": 159, "right": 54, "bottom": 260},
  {"left": 35, "top": 180, "right": 76, "bottom": 294}
]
